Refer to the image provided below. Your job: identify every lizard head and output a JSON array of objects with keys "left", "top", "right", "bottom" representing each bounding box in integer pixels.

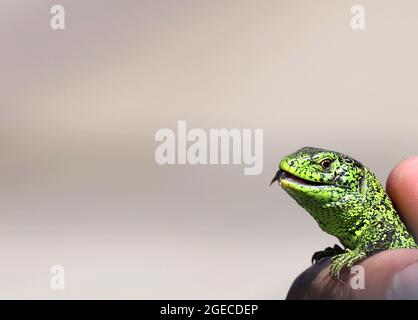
[{"left": 271, "top": 147, "right": 368, "bottom": 233}]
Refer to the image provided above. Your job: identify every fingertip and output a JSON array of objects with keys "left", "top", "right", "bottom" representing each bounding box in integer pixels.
[
  {"left": 387, "top": 156, "right": 418, "bottom": 193},
  {"left": 386, "top": 156, "right": 418, "bottom": 238}
]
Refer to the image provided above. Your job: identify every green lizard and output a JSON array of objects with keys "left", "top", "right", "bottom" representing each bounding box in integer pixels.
[{"left": 271, "top": 147, "right": 418, "bottom": 279}]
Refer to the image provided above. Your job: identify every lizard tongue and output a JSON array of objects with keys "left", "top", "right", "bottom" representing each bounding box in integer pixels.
[{"left": 270, "top": 170, "right": 284, "bottom": 186}]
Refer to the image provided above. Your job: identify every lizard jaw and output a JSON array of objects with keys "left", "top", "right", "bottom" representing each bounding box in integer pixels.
[{"left": 270, "top": 169, "right": 328, "bottom": 188}]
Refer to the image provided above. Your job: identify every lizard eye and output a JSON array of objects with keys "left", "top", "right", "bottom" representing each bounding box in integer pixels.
[{"left": 320, "top": 159, "right": 333, "bottom": 169}]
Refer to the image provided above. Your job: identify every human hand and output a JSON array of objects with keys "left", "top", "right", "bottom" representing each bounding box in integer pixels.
[{"left": 286, "top": 157, "right": 418, "bottom": 299}]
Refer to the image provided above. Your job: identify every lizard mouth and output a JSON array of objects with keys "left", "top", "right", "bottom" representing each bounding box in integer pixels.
[{"left": 270, "top": 169, "right": 326, "bottom": 187}]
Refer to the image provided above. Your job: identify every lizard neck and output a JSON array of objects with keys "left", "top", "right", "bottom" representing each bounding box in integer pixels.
[
  {"left": 339, "top": 168, "right": 416, "bottom": 250},
  {"left": 308, "top": 168, "right": 388, "bottom": 249}
]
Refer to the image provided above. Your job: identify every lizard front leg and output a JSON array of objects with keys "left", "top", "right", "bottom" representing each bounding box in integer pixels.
[
  {"left": 329, "top": 224, "right": 401, "bottom": 279},
  {"left": 329, "top": 249, "right": 367, "bottom": 280}
]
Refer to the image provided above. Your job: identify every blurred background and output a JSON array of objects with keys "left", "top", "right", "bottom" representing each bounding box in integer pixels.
[{"left": 1, "top": 0, "right": 418, "bottom": 299}]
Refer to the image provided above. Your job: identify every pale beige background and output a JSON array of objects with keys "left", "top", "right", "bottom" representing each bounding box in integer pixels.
[{"left": 1, "top": 0, "right": 417, "bottom": 299}]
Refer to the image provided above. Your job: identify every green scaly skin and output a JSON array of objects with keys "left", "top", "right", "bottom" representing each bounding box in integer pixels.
[{"left": 271, "top": 147, "right": 418, "bottom": 280}]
